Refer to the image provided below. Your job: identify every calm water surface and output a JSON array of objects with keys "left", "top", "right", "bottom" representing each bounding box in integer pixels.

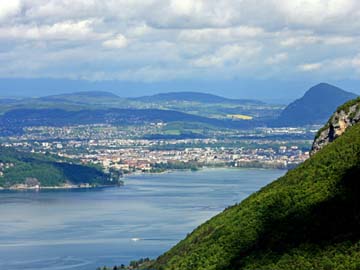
[{"left": 0, "top": 168, "right": 286, "bottom": 270}]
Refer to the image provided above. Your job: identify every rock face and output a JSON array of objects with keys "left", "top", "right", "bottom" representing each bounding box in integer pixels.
[{"left": 311, "top": 97, "right": 360, "bottom": 155}]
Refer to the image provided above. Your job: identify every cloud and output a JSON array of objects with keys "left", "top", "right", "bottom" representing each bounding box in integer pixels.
[
  {"left": 352, "top": 56, "right": 360, "bottom": 68},
  {"left": 170, "top": 0, "right": 203, "bottom": 16},
  {"left": 280, "top": 35, "right": 319, "bottom": 47},
  {"left": 0, "top": 20, "right": 108, "bottom": 41},
  {"left": 7, "top": 0, "right": 358, "bottom": 32},
  {"left": 0, "top": 0, "right": 22, "bottom": 21},
  {"left": 277, "top": 0, "right": 356, "bottom": 27},
  {"left": 102, "top": 34, "right": 128, "bottom": 49},
  {"left": 265, "top": 53, "right": 288, "bottom": 65},
  {"left": 114, "top": 66, "right": 193, "bottom": 82},
  {"left": 178, "top": 26, "right": 264, "bottom": 43},
  {"left": 322, "top": 36, "right": 354, "bottom": 45},
  {"left": 0, "top": 1, "right": 359, "bottom": 82},
  {"left": 321, "top": 55, "right": 360, "bottom": 72},
  {"left": 280, "top": 33, "right": 355, "bottom": 47},
  {"left": 192, "top": 44, "right": 261, "bottom": 68},
  {"left": 298, "top": 62, "right": 323, "bottom": 71},
  {"left": 293, "top": 55, "right": 360, "bottom": 79},
  {"left": 126, "top": 23, "right": 153, "bottom": 37}
]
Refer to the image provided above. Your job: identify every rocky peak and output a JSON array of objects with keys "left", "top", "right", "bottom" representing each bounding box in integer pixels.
[{"left": 311, "top": 97, "right": 360, "bottom": 155}]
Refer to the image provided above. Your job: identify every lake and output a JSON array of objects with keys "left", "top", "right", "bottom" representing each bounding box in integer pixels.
[{"left": 0, "top": 168, "right": 286, "bottom": 270}]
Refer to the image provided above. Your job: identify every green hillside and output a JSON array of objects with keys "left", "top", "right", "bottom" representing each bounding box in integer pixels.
[
  {"left": 0, "top": 90, "right": 279, "bottom": 122},
  {"left": 0, "top": 147, "right": 114, "bottom": 188},
  {"left": 148, "top": 105, "right": 360, "bottom": 269}
]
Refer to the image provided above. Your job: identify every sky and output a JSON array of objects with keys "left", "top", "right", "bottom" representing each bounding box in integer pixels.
[{"left": 0, "top": 0, "right": 360, "bottom": 100}]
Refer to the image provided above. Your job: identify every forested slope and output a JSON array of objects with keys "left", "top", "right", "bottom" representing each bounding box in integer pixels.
[
  {"left": 149, "top": 100, "right": 360, "bottom": 270},
  {"left": 0, "top": 147, "right": 112, "bottom": 188}
]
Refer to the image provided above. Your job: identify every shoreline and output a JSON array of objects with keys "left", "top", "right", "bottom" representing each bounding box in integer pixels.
[
  {"left": 121, "top": 165, "right": 288, "bottom": 179},
  {"left": 121, "top": 165, "right": 283, "bottom": 179},
  {"left": 0, "top": 183, "right": 122, "bottom": 192},
  {"left": 0, "top": 166, "right": 289, "bottom": 191}
]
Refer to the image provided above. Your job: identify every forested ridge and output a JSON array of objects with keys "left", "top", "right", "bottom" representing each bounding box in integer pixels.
[{"left": 0, "top": 147, "right": 112, "bottom": 188}]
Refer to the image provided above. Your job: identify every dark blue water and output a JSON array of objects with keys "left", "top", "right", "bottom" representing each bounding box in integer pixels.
[{"left": 0, "top": 168, "right": 286, "bottom": 270}]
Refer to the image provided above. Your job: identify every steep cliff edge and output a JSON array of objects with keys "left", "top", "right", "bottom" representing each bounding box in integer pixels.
[{"left": 311, "top": 97, "right": 360, "bottom": 155}]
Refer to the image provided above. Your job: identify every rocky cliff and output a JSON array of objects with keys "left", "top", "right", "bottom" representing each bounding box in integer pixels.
[{"left": 311, "top": 97, "right": 360, "bottom": 155}]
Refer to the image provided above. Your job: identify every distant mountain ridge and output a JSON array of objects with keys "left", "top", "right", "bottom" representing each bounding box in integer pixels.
[
  {"left": 41, "top": 91, "right": 120, "bottom": 100},
  {"left": 0, "top": 90, "right": 267, "bottom": 114},
  {"left": 2, "top": 83, "right": 354, "bottom": 129},
  {"left": 276, "top": 83, "right": 358, "bottom": 126},
  {"left": 131, "top": 91, "right": 264, "bottom": 105},
  {"left": 0, "top": 90, "right": 271, "bottom": 127},
  {"left": 37, "top": 91, "right": 264, "bottom": 105},
  {"left": 0, "top": 108, "right": 258, "bottom": 134}
]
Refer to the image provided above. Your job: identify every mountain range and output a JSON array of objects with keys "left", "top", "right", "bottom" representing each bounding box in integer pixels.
[
  {"left": 131, "top": 91, "right": 264, "bottom": 105},
  {"left": 0, "top": 83, "right": 357, "bottom": 130}
]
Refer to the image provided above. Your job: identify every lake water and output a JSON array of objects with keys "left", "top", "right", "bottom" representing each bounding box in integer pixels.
[{"left": 0, "top": 168, "right": 286, "bottom": 270}]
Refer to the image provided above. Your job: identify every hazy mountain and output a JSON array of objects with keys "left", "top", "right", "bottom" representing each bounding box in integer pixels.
[
  {"left": 147, "top": 97, "right": 360, "bottom": 270},
  {"left": 276, "top": 83, "right": 357, "bottom": 126},
  {"left": 0, "top": 108, "right": 257, "bottom": 134},
  {"left": 37, "top": 91, "right": 125, "bottom": 106},
  {"left": 0, "top": 77, "right": 341, "bottom": 102},
  {"left": 0, "top": 98, "right": 18, "bottom": 104},
  {"left": 41, "top": 91, "right": 120, "bottom": 100},
  {"left": 131, "top": 91, "right": 264, "bottom": 105},
  {"left": 0, "top": 90, "right": 275, "bottom": 123}
]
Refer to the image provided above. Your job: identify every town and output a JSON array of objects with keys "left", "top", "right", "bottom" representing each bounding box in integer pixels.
[{"left": 1, "top": 123, "right": 314, "bottom": 175}]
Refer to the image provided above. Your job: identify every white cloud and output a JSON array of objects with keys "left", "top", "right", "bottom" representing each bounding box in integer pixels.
[
  {"left": 352, "top": 56, "right": 360, "bottom": 68},
  {"left": 115, "top": 66, "right": 192, "bottom": 82},
  {"left": 192, "top": 44, "right": 261, "bottom": 68},
  {"left": 0, "top": 0, "right": 360, "bottom": 81},
  {"left": 178, "top": 26, "right": 264, "bottom": 43},
  {"left": 280, "top": 35, "right": 319, "bottom": 47},
  {"left": 280, "top": 32, "right": 355, "bottom": 47},
  {"left": 102, "top": 34, "right": 128, "bottom": 49},
  {"left": 0, "top": 0, "right": 21, "bottom": 21},
  {"left": 170, "top": 0, "right": 203, "bottom": 16},
  {"left": 3, "top": 1, "right": 358, "bottom": 33},
  {"left": 265, "top": 53, "right": 288, "bottom": 65},
  {"left": 298, "top": 62, "right": 323, "bottom": 71},
  {"left": 322, "top": 36, "right": 354, "bottom": 45},
  {"left": 277, "top": 0, "right": 356, "bottom": 26},
  {"left": 127, "top": 23, "right": 153, "bottom": 37},
  {"left": 0, "top": 20, "right": 108, "bottom": 41},
  {"left": 324, "top": 55, "right": 360, "bottom": 72}
]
